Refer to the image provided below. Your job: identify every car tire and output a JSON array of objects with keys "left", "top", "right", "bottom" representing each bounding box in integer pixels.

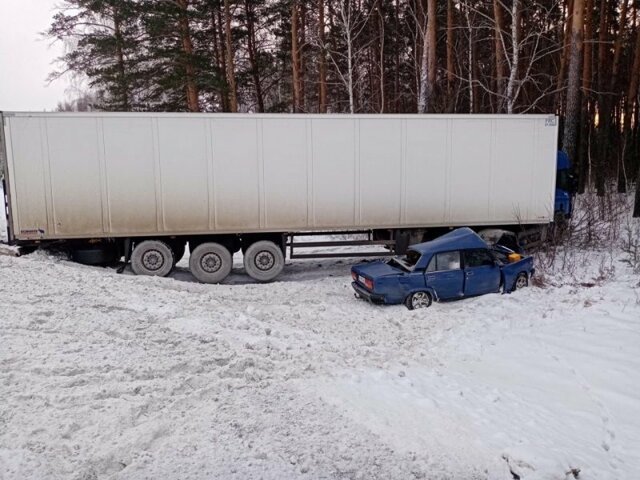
[
  {"left": 405, "top": 291, "right": 432, "bottom": 310},
  {"left": 131, "top": 240, "right": 174, "bottom": 277},
  {"left": 243, "top": 240, "right": 285, "bottom": 282},
  {"left": 513, "top": 272, "right": 528, "bottom": 290},
  {"left": 189, "top": 242, "right": 233, "bottom": 284}
]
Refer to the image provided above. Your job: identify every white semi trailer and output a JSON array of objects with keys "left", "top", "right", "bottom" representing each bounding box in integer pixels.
[{"left": 1, "top": 112, "right": 559, "bottom": 282}]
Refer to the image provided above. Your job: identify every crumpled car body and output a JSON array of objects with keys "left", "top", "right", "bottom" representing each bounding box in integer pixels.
[{"left": 351, "top": 227, "right": 534, "bottom": 307}]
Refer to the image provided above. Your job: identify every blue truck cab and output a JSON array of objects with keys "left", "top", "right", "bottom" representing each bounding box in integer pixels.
[{"left": 555, "top": 151, "right": 575, "bottom": 218}]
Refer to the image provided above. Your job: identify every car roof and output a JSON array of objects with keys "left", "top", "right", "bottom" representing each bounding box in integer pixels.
[{"left": 409, "top": 227, "right": 488, "bottom": 255}]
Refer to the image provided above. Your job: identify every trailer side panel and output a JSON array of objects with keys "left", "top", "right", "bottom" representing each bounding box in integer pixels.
[{"left": 3, "top": 113, "right": 559, "bottom": 241}]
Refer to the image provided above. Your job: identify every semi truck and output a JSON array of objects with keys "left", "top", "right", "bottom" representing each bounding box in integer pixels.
[{"left": 0, "top": 112, "right": 571, "bottom": 283}]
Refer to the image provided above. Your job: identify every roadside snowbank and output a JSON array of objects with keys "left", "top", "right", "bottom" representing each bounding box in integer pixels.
[
  {"left": 2, "top": 179, "right": 640, "bottom": 478},
  {"left": 1, "top": 245, "right": 639, "bottom": 479}
]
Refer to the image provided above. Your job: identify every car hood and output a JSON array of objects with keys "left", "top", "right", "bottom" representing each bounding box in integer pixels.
[{"left": 352, "top": 261, "right": 404, "bottom": 279}]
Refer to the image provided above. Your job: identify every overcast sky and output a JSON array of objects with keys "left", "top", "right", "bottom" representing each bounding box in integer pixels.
[{"left": 0, "top": 0, "right": 70, "bottom": 111}]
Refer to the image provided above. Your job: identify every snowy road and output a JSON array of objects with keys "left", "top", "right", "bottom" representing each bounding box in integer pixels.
[{"left": 1, "top": 246, "right": 639, "bottom": 480}]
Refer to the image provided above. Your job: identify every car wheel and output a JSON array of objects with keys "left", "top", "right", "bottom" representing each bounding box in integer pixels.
[
  {"left": 405, "top": 291, "right": 432, "bottom": 310},
  {"left": 514, "top": 272, "right": 528, "bottom": 290}
]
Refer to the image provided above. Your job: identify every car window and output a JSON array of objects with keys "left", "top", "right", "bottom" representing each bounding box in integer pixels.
[
  {"left": 429, "top": 251, "right": 461, "bottom": 271},
  {"left": 426, "top": 256, "right": 436, "bottom": 272},
  {"left": 463, "top": 249, "right": 495, "bottom": 268}
]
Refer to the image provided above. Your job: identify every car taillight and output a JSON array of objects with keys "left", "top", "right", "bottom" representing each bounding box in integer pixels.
[
  {"left": 364, "top": 278, "right": 374, "bottom": 290},
  {"left": 351, "top": 271, "right": 357, "bottom": 281}
]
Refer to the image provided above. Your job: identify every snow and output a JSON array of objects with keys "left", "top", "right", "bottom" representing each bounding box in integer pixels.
[{"left": 2, "top": 183, "right": 640, "bottom": 479}]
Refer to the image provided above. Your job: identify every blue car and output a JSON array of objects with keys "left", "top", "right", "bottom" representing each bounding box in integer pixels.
[{"left": 351, "top": 228, "right": 534, "bottom": 310}]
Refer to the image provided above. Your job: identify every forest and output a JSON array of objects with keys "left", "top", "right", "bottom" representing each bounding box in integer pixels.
[{"left": 48, "top": 0, "right": 640, "bottom": 213}]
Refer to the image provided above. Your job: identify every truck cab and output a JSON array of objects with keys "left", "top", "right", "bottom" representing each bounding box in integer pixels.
[{"left": 555, "top": 150, "right": 575, "bottom": 218}]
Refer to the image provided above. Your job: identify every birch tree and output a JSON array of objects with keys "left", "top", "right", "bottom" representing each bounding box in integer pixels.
[{"left": 417, "top": 0, "right": 436, "bottom": 113}]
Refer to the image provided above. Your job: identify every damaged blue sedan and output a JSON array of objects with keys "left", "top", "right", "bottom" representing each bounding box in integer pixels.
[{"left": 351, "top": 228, "right": 534, "bottom": 310}]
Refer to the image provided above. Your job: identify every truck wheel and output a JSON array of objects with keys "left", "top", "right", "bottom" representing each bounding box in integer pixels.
[
  {"left": 243, "top": 240, "right": 284, "bottom": 282},
  {"left": 405, "top": 291, "right": 432, "bottom": 310},
  {"left": 131, "top": 240, "right": 174, "bottom": 277},
  {"left": 189, "top": 242, "right": 232, "bottom": 284}
]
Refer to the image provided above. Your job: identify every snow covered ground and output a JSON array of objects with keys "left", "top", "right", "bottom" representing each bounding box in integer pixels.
[{"left": 1, "top": 192, "right": 640, "bottom": 479}]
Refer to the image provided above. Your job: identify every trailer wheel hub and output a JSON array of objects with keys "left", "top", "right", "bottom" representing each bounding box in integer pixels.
[
  {"left": 201, "top": 252, "right": 222, "bottom": 273},
  {"left": 142, "top": 249, "right": 164, "bottom": 271},
  {"left": 255, "top": 251, "right": 275, "bottom": 271}
]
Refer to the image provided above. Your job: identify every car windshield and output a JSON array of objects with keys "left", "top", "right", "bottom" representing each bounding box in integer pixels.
[{"left": 388, "top": 249, "right": 421, "bottom": 272}]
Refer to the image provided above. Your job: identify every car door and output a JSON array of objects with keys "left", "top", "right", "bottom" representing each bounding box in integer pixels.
[
  {"left": 462, "top": 249, "right": 501, "bottom": 296},
  {"left": 424, "top": 251, "right": 464, "bottom": 300}
]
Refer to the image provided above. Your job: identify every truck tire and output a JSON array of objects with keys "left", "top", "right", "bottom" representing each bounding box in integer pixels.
[
  {"left": 243, "top": 240, "right": 284, "bottom": 282},
  {"left": 131, "top": 240, "right": 174, "bottom": 277},
  {"left": 189, "top": 242, "right": 232, "bottom": 284}
]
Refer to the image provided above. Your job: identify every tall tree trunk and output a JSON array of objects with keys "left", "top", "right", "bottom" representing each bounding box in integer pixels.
[
  {"left": 112, "top": 6, "right": 129, "bottom": 110},
  {"left": 244, "top": 0, "right": 264, "bottom": 112},
  {"left": 596, "top": 0, "right": 607, "bottom": 93},
  {"left": 592, "top": 0, "right": 609, "bottom": 194},
  {"left": 505, "top": 0, "right": 521, "bottom": 113},
  {"left": 610, "top": 0, "right": 630, "bottom": 192},
  {"left": 394, "top": 0, "right": 401, "bottom": 112},
  {"left": 177, "top": 0, "right": 200, "bottom": 112},
  {"left": 581, "top": 0, "right": 593, "bottom": 95},
  {"left": 627, "top": 25, "right": 640, "bottom": 216},
  {"left": 493, "top": 0, "right": 506, "bottom": 112},
  {"left": 291, "top": 1, "right": 303, "bottom": 112},
  {"left": 224, "top": 0, "right": 238, "bottom": 112},
  {"left": 595, "top": 0, "right": 629, "bottom": 194},
  {"left": 562, "top": 0, "right": 584, "bottom": 166},
  {"left": 375, "top": 0, "right": 385, "bottom": 113},
  {"left": 471, "top": 31, "right": 480, "bottom": 113},
  {"left": 299, "top": 0, "right": 307, "bottom": 111},
  {"left": 610, "top": 0, "right": 629, "bottom": 92},
  {"left": 418, "top": 0, "right": 437, "bottom": 113},
  {"left": 318, "top": 0, "right": 328, "bottom": 113},
  {"left": 214, "top": 7, "right": 230, "bottom": 112},
  {"left": 464, "top": 1, "right": 474, "bottom": 113},
  {"left": 446, "top": 0, "right": 455, "bottom": 112},
  {"left": 555, "top": 0, "right": 574, "bottom": 112},
  {"left": 577, "top": 0, "right": 593, "bottom": 193},
  {"left": 211, "top": 8, "right": 229, "bottom": 112},
  {"left": 337, "top": 0, "right": 356, "bottom": 114}
]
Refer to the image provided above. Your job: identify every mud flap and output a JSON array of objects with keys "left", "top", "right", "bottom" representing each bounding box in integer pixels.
[{"left": 116, "top": 238, "right": 132, "bottom": 274}]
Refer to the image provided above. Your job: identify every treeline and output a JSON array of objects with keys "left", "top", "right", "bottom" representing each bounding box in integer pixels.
[{"left": 49, "top": 0, "right": 640, "bottom": 210}]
